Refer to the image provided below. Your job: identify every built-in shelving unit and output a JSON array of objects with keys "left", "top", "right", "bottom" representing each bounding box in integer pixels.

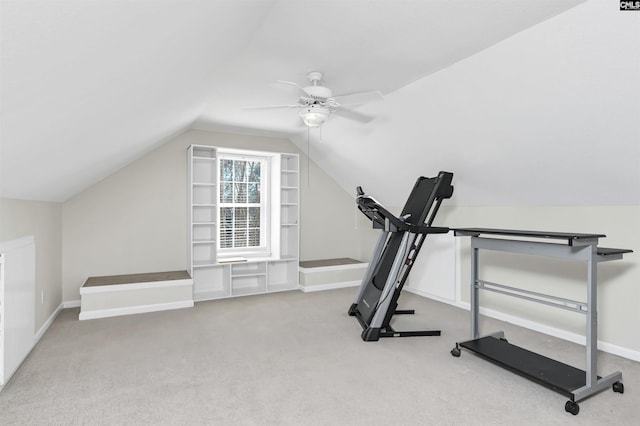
[{"left": 187, "top": 145, "right": 299, "bottom": 302}]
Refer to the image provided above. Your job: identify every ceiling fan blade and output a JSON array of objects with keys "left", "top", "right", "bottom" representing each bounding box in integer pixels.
[
  {"left": 276, "top": 79, "right": 299, "bottom": 87},
  {"left": 333, "top": 107, "right": 374, "bottom": 123},
  {"left": 331, "top": 90, "right": 383, "bottom": 106},
  {"left": 276, "top": 80, "right": 310, "bottom": 97},
  {"left": 244, "top": 104, "right": 301, "bottom": 110}
]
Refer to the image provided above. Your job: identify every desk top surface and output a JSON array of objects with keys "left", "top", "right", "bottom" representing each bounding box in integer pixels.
[{"left": 453, "top": 228, "right": 606, "bottom": 241}]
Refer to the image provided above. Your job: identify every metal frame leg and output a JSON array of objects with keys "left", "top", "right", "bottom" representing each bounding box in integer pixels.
[{"left": 471, "top": 240, "right": 480, "bottom": 339}]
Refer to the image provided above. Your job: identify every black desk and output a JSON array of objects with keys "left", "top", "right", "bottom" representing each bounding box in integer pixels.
[{"left": 452, "top": 228, "right": 631, "bottom": 415}]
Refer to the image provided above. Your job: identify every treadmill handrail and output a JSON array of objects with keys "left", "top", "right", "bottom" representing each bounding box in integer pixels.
[
  {"left": 356, "top": 193, "right": 449, "bottom": 235},
  {"left": 357, "top": 194, "right": 410, "bottom": 232}
]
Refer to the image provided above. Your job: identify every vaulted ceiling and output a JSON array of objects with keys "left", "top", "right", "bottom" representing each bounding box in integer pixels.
[{"left": 2, "top": 0, "right": 638, "bottom": 206}]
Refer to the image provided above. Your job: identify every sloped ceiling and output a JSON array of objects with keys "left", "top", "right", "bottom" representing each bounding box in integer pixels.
[{"left": 3, "top": 0, "right": 637, "bottom": 207}]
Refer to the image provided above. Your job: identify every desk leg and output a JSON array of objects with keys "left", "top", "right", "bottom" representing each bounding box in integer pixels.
[
  {"left": 585, "top": 245, "right": 598, "bottom": 390},
  {"left": 471, "top": 240, "right": 479, "bottom": 339}
]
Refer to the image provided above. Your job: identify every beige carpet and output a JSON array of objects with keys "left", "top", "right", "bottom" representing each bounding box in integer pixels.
[{"left": 0, "top": 288, "right": 636, "bottom": 425}]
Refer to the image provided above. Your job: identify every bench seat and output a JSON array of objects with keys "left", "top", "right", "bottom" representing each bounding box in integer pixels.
[
  {"left": 79, "top": 271, "right": 193, "bottom": 320},
  {"left": 299, "top": 258, "right": 368, "bottom": 293}
]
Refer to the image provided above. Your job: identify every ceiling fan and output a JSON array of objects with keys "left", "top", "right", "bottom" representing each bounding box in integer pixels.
[{"left": 251, "top": 71, "right": 384, "bottom": 127}]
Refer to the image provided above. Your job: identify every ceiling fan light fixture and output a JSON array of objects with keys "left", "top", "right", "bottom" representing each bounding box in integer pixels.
[{"left": 300, "top": 105, "right": 330, "bottom": 127}]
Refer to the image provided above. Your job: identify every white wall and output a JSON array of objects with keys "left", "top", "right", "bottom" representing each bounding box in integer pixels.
[
  {"left": 0, "top": 198, "right": 62, "bottom": 330},
  {"left": 302, "top": 0, "right": 639, "bottom": 208},
  {"left": 298, "top": 149, "right": 367, "bottom": 262},
  {"left": 62, "top": 129, "right": 368, "bottom": 301}
]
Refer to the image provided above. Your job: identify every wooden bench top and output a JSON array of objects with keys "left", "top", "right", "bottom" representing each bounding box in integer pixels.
[
  {"left": 83, "top": 270, "right": 191, "bottom": 287},
  {"left": 299, "top": 258, "right": 365, "bottom": 269}
]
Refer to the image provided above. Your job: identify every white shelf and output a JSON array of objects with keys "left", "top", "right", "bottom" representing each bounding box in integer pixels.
[
  {"left": 192, "top": 261, "right": 218, "bottom": 268},
  {"left": 274, "top": 256, "right": 298, "bottom": 261},
  {"left": 188, "top": 146, "right": 299, "bottom": 301},
  {"left": 232, "top": 272, "right": 267, "bottom": 278},
  {"left": 192, "top": 146, "right": 216, "bottom": 159}
]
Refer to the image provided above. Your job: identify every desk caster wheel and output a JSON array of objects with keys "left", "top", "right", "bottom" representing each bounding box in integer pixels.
[
  {"left": 451, "top": 347, "right": 461, "bottom": 357},
  {"left": 565, "top": 400, "right": 579, "bottom": 416},
  {"left": 613, "top": 382, "right": 624, "bottom": 394}
]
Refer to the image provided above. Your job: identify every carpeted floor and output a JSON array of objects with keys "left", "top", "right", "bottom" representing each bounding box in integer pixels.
[{"left": 0, "top": 288, "right": 636, "bottom": 425}]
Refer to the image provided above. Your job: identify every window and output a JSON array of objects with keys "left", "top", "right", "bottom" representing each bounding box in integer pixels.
[{"left": 218, "top": 154, "right": 269, "bottom": 256}]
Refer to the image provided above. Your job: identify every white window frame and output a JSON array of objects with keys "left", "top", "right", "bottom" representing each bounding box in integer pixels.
[{"left": 216, "top": 152, "right": 271, "bottom": 259}]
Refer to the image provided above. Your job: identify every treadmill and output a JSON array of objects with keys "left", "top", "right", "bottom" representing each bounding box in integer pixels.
[{"left": 348, "top": 172, "right": 454, "bottom": 341}]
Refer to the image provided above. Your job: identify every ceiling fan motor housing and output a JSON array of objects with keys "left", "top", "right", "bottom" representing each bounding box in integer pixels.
[
  {"left": 301, "top": 104, "right": 330, "bottom": 114},
  {"left": 303, "top": 85, "right": 332, "bottom": 100}
]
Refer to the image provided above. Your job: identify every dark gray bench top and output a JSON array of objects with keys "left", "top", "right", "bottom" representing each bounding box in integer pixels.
[
  {"left": 83, "top": 270, "right": 191, "bottom": 287},
  {"left": 299, "top": 258, "right": 365, "bottom": 269}
]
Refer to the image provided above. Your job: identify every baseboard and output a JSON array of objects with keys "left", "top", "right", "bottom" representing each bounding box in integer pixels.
[
  {"left": 2, "top": 303, "right": 65, "bottom": 392},
  {"left": 300, "top": 280, "right": 360, "bottom": 293},
  {"left": 598, "top": 341, "right": 640, "bottom": 362},
  {"left": 405, "top": 286, "right": 458, "bottom": 306},
  {"left": 63, "top": 300, "right": 81, "bottom": 308},
  {"left": 78, "top": 300, "right": 194, "bottom": 320},
  {"left": 34, "top": 302, "right": 64, "bottom": 345}
]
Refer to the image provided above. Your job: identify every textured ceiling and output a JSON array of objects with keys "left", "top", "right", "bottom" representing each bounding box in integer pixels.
[{"left": 4, "top": 0, "right": 636, "bottom": 207}]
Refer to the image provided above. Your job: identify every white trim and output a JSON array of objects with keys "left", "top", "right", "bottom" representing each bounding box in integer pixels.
[
  {"left": 299, "top": 262, "right": 368, "bottom": 273},
  {"left": 405, "top": 286, "right": 458, "bottom": 306},
  {"left": 1, "top": 301, "right": 61, "bottom": 392},
  {"left": 79, "top": 279, "right": 193, "bottom": 295},
  {"left": 63, "top": 300, "right": 81, "bottom": 308},
  {"left": 598, "top": 341, "right": 640, "bottom": 363},
  {"left": 300, "top": 280, "right": 360, "bottom": 293},
  {"left": 34, "top": 303, "right": 63, "bottom": 344},
  {"left": 217, "top": 152, "right": 269, "bottom": 255},
  {"left": 79, "top": 300, "right": 194, "bottom": 321}
]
